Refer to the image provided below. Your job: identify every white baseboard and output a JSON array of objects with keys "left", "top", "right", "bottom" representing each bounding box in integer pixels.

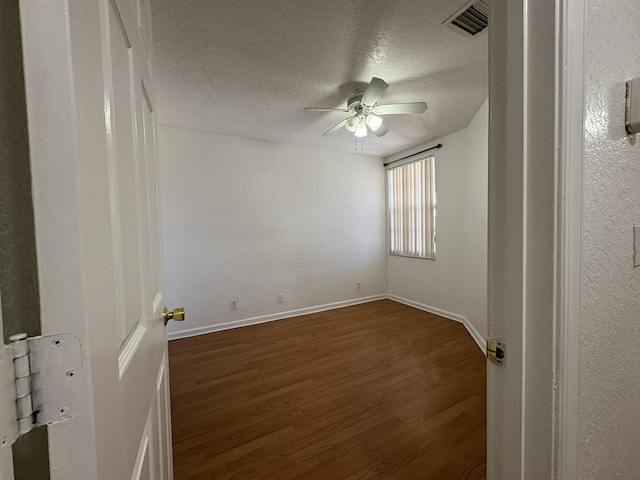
[
  {"left": 387, "top": 294, "right": 487, "bottom": 355},
  {"left": 386, "top": 294, "right": 466, "bottom": 323},
  {"left": 166, "top": 294, "right": 387, "bottom": 341},
  {"left": 463, "top": 320, "right": 487, "bottom": 355},
  {"left": 168, "top": 293, "right": 486, "bottom": 355}
]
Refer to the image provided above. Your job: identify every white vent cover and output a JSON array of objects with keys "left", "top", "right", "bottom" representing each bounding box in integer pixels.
[{"left": 443, "top": 0, "right": 489, "bottom": 36}]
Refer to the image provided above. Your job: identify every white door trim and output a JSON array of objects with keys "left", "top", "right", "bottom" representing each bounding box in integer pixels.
[{"left": 554, "top": 0, "right": 584, "bottom": 477}]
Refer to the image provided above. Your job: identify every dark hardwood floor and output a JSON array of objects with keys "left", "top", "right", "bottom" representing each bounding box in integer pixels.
[{"left": 169, "top": 299, "right": 486, "bottom": 479}]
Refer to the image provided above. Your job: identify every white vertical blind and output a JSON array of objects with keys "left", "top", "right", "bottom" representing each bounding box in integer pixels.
[{"left": 388, "top": 156, "right": 436, "bottom": 258}]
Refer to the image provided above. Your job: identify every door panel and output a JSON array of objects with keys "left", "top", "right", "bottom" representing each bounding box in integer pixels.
[
  {"left": 154, "top": 352, "right": 172, "bottom": 480},
  {"left": 131, "top": 434, "right": 151, "bottom": 480},
  {"left": 147, "top": 377, "right": 161, "bottom": 480},
  {"left": 137, "top": 0, "right": 152, "bottom": 59},
  {"left": 138, "top": 80, "right": 164, "bottom": 313},
  {"left": 107, "top": 1, "right": 146, "bottom": 342},
  {"left": 127, "top": 350, "right": 171, "bottom": 480},
  {"left": 105, "top": 0, "right": 171, "bottom": 476}
]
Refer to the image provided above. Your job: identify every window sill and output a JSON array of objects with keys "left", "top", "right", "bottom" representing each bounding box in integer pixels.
[{"left": 388, "top": 253, "right": 436, "bottom": 261}]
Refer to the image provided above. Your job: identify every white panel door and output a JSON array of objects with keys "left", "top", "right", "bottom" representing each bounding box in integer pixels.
[{"left": 18, "top": 0, "right": 174, "bottom": 478}]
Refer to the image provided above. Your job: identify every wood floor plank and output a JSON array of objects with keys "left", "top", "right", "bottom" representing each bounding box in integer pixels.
[{"left": 169, "top": 299, "right": 486, "bottom": 479}]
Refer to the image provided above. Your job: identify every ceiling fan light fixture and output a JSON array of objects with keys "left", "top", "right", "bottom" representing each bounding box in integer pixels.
[
  {"left": 354, "top": 118, "right": 368, "bottom": 137},
  {"left": 305, "top": 77, "right": 428, "bottom": 142},
  {"left": 345, "top": 115, "right": 360, "bottom": 132},
  {"left": 365, "top": 113, "right": 383, "bottom": 131}
]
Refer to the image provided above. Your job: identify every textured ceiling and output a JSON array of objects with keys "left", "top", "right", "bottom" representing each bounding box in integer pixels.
[{"left": 150, "top": 0, "right": 488, "bottom": 157}]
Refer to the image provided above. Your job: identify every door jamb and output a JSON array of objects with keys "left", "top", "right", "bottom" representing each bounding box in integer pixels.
[
  {"left": 16, "top": 0, "right": 585, "bottom": 477},
  {"left": 488, "top": 0, "right": 584, "bottom": 477}
]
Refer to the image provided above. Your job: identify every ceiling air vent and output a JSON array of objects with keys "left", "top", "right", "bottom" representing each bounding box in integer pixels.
[{"left": 444, "top": 1, "right": 489, "bottom": 36}]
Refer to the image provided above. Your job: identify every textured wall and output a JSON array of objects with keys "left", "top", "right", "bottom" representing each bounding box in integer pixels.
[
  {"left": 386, "top": 100, "right": 488, "bottom": 339},
  {"left": 0, "top": 1, "right": 49, "bottom": 478},
  {"left": 158, "top": 126, "right": 387, "bottom": 335},
  {"left": 0, "top": 0, "right": 41, "bottom": 343},
  {"left": 579, "top": 0, "right": 640, "bottom": 477}
]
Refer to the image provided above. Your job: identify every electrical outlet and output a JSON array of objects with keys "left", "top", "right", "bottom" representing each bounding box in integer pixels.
[
  {"left": 278, "top": 293, "right": 284, "bottom": 303},
  {"left": 230, "top": 299, "right": 238, "bottom": 310},
  {"left": 356, "top": 281, "right": 362, "bottom": 290}
]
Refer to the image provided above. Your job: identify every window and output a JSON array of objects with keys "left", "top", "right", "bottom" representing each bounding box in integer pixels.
[{"left": 387, "top": 156, "right": 436, "bottom": 259}]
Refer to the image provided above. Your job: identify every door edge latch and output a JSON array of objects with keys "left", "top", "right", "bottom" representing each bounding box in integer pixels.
[{"left": 487, "top": 338, "right": 505, "bottom": 366}]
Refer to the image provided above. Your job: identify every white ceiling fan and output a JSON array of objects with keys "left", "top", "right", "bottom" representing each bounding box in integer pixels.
[{"left": 305, "top": 77, "right": 428, "bottom": 138}]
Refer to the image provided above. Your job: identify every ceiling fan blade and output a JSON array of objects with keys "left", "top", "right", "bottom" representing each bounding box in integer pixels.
[
  {"left": 361, "top": 77, "right": 388, "bottom": 106},
  {"left": 305, "top": 107, "right": 350, "bottom": 112},
  {"left": 322, "top": 118, "right": 349, "bottom": 136},
  {"left": 375, "top": 102, "right": 428, "bottom": 115},
  {"left": 373, "top": 124, "right": 389, "bottom": 137}
]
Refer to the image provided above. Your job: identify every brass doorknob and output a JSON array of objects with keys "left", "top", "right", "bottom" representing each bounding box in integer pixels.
[{"left": 163, "top": 307, "right": 185, "bottom": 325}]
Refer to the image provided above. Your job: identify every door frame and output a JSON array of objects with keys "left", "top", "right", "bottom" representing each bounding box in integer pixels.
[
  {"left": 14, "top": 0, "right": 585, "bottom": 478},
  {"left": 487, "top": 0, "right": 583, "bottom": 478}
]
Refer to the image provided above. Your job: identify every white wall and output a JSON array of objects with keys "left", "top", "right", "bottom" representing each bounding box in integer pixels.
[
  {"left": 158, "top": 126, "right": 387, "bottom": 336},
  {"left": 579, "top": 0, "right": 640, "bottom": 476},
  {"left": 464, "top": 100, "right": 489, "bottom": 339},
  {"left": 386, "top": 131, "right": 466, "bottom": 310},
  {"left": 386, "top": 99, "right": 488, "bottom": 340}
]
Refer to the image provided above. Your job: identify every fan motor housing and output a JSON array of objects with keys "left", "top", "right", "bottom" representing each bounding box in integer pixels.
[{"left": 347, "top": 87, "right": 368, "bottom": 110}]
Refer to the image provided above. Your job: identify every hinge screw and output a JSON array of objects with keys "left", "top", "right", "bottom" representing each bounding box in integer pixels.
[
  {"left": 65, "top": 371, "right": 76, "bottom": 378},
  {"left": 52, "top": 338, "right": 64, "bottom": 347},
  {"left": 58, "top": 407, "right": 69, "bottom": 414}
]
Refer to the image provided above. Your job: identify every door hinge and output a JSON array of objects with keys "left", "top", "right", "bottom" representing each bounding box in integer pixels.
[
  {"left": 487, "top": 338, "right": 505, "bottom": 366},
  {"left": 0, "top": 333, "right": 82, "bottom": 449}
]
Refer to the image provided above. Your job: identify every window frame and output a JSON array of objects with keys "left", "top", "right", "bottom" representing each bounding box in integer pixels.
[{"left": 386, "top": 154, "right": 436, "bottom": 260}]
